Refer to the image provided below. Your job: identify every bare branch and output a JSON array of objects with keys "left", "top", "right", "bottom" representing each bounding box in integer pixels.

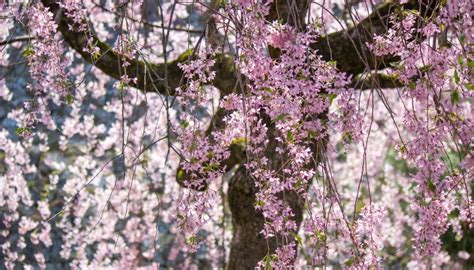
[{"left": 0, "top": 36, "right": 33, "bottom": 46}]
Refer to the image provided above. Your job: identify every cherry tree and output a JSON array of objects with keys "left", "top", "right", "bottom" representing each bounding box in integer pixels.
[{"left": 0, "top": 0, "right": 473, "bottom": 268}]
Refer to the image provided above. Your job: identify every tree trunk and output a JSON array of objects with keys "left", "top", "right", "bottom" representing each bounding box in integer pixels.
[
  {"left": 225, "top": 109, "right": 313, "bottom": 269},
  {"left": 227, "top": 166, "right": 305, "bottom": 269},
  {"left": 227, "top": 166, "right": 272, "bottom": 269}
]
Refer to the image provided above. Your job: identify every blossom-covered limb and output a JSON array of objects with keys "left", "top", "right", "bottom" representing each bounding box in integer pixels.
[
  {"left": 312, "top": 0, "right": 442, "bottom": 75},
  {"left": 39, "top": 0, "right": 235, "bottom": 95}
]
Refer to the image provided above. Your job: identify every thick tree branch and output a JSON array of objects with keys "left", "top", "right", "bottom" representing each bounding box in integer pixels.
[
  {"left": 40, "top": 0, "right": 235, "bottom": 95},
  {"left": 312, "top": 0, "right": 441, "bottom": 75},
  {"left": 267, "top": 0, "right": 310, "bottom": 31}
]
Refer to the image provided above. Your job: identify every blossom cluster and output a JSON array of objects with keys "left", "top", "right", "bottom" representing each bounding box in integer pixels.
[{"left": 366, "top": 0, "right": 474, "bottom": 261}]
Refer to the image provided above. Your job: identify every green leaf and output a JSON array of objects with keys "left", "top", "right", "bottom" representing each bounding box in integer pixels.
[
  {"left": 465, "top": 83, "right": 474, "bottom": 91},
  {"left": 402, "top": 9, "right": 420, "bottom": 16},
  {"left": 206, "top": 152, "right": 214, "bottom": 159},
  {"left": 296, "top": 71, "right": 306, "bottom": 80},
  {"left": 454, "top": 70, "right": 460, "bottom": 83},
  {"left": 92, "top": 51, "right": 101, "bottom": 62},
  {"left": 450, "top": 90, "right": 460, "bottom": 104},
  {"left": 344, "top": 257, "right": 354, "bottom": 267},
  {"left": 448, "top": 112, "right": 460, "bottom": 122},
  {"left": 355, "top": 199, "right": 365, "bottom": 216},
  {"left": 16, "top": 127, "right": 30, "bottom": 135},
  {"left": 185, "top": 236, "right": 197, "bottom": 245},
  {"left": 255, "top": 200, "right": 265, "bottom": 207},
  {"left": 448, "top": 208, "right": 460, "bottom": 219},
  {"left": 389, "top": 61, "right": 401, "bottom": 68},
  {"left": 180, "top": 120, "right": 189, "bottom": 128},
  {"left": 217, "top": 0, "right": 228, "bottom": 7},
  {"left": 85, "top": 186, "right": 95, "bottom": 194},
  {"left": 177, "top": 168, "right": 185, "bottom": 180},
  {"left": 312, "top": 21, "right": 322, "bottom": 29},
  {"left": 60, "top": 79, "right": 73, "bottom": 89},
  {"left": 264, "top": 254, "right": 272, "bottom": 270},
  {"left": 419, "top": 64, "right": 432, "bottom": 73},
  {"left": 65, "top": 94, "right": 74, "bottom": 104},
  {"left": 293, "top": 233, "right": 303, "bottom": 245},
  {"left": 118, "top": 82, "right": 127, "bottom": 92},
  {"left": 275, "top": 113, "right": 286, "bottom": 122},
  {"left": 315, "top": 230, "right": 327, "bottom": 242},
  {"left": 178, "top": 49, "right": 194, "bottom": 62},
  {"left": 40, "top": 189, "right": 49, "bottom": 201},
  {"left": 427, "top": 180, "right": 436, "bottom": 193},
  {"left": 327, "top": 93, "right": 337, "bottom": 105},
  {"left": 287, "top": 131, "right": 294, "bottom": 143},
  {"left": 21, "top": 45, "right": 34, "bottom": 57},
  {"left": 204, "top": 162, "right": 219, "bottom": 172},
  {"left": 408, "top": 81, "right": 416, "bottom": 90},
  {"left": 262, "top": 87, "right": 273, "bottom": 93},
  {"left": 342, "top": 132, "right": 352, "bottom": 144},
  {"left": 467, "top": 59, "right": 474, "bottom": 69},
  {"left": 231, "top": 137, "right": 246, "bottom": 146}
]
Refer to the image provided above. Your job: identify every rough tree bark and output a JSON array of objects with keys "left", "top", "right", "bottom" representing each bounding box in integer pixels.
[
  {"left": 227, "top": 117, "right": 315, "bottom": 268},
  {"left": 38, "top": 0, "right": 441, "bottom": 268}
]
